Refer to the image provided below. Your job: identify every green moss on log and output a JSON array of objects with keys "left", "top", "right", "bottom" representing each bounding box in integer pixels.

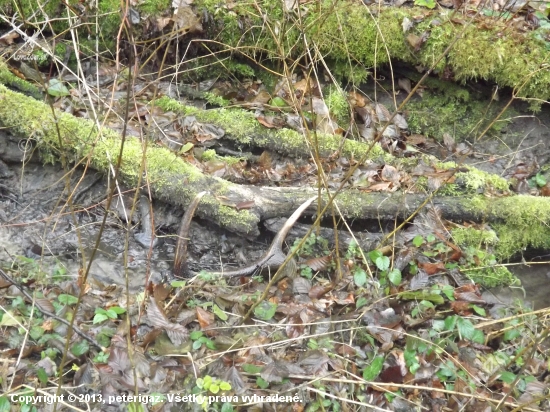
[
  {"left": 195, "top": 0, "right": 550, "bottom": 107},
  {"left": 0, "top": 83, "right": 259, "bottom": 234}
]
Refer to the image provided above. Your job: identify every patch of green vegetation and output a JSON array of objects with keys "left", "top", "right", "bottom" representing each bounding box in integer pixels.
[
  {"left": 460, "top": 195, "right": 550, "bottom": 259},
  {"left": 325, "top": 85, "right": 350, "bottom": 127},
  {"left": 176, "top": 57, "right": 256, "bottom": 83},
  {"left": 195, "top": 0, "right": 550, "bottom": 107},
  {"left": 138, "top": 0, "right": 171, "bottom": 15},
  {"left": 255, "top": 69, "right": 279, "bottom": 93},
  {"left": 407, "top": 88, "right": 513, "bottom": 141},
  {"left": 33, "top": 42, "right": 70, "bottom": 67},
  {"left": 0, "top": 60, "right": 42, "bottom": 98},
  {"left": 451, "top": 227, "right": 499, "bottom": 247},
  {"left": 456, "top": 168, "right": 510, "bottom": 192},
  {"left": 439, "top": 167, "right": 509, "bottom": 196},
  {"left": 201, "top": 149, "right": 243, "bottom": 165},
  {"left": 155, "top": 96, "right": 389, "bottom": 160},
  {"left": 0, "top": 84, "right": 259, "bottom": 234},
  {"left": 460, "top": 247, "right": 518, "bottom": 287},
  {"left": 203, "top": 92, "right": 230, "bottom": 107}
]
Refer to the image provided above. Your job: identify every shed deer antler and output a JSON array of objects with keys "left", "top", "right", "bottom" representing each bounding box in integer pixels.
[{"left": 173, "top": 194, "right": 317, "bottom": 278}]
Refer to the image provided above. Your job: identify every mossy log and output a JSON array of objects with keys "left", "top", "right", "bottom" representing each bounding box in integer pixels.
[
  {"left": 2, "top": 83, "right": 550, "bottom": 259},
  {"left": 192, "top": 0, "right": 550, "bottom": 108}
]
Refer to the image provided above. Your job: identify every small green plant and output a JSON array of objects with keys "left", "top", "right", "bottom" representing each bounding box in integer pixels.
[
  {"left": 204, "top": 92, "right": 230, "bottom": 107},
  {"left": 190, "top": 331, "right": 216, "bottom": 350},
  {"left": 192, "top": 375, "right": 232, "bottom": 411},
  {"left": 367, "top": 250, "right": 401, "bottom": 288},
  {"left": 307, "top": 337, "right": 334, "bottom": 350},
  {"left": 93, "top": 351, "right": 109, "bottom": 363},
  {"left": 414, "top": 0, "right": 436, "bottom": 8},
  {"left": 325, "top": 85, "right": 350, "bottom": 127},
  {"left": 411, "top": 300, "right": 435, "bottom": 318},
  {"left": 529, "top": 172, "right": 547, "bottom": 188},
  {"left": 292, "top": 233, "right": 329, "bottom": 257},
  {"left": 93, "top": 306, "right": 126, "bottom": 324}
]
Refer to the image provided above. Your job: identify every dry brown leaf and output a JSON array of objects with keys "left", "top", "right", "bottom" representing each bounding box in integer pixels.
[
  {"left": 348, "top": 90, "right": 367, "bottom": 107},
  {"left": 375, "top": 103, "right": 391, "bottom": 123},
  {"left": 196, "top": 306, "right": 215, "bottom": 330},
  {"left": 418, "top": 261, "right": 445, "bottom": 275},
  {"left": 147, "top": 298, "right": 189, "bottom": 345},
  {"left": 407, "top": 134, "right": 427, "bottom": 146},
  {"left": 305, "top": 255, "right": 331, "bottom": 271},
  {"left": 365, "top": 181, "right": 391, "bottom": 192},
  {"left": 398, "top": 78, "right": 412, "bottom": 94},
  {"left": 0, "top": 31, "right": 19, "bottom": 45}
]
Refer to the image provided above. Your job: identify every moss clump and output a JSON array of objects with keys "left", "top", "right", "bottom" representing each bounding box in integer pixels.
[
  {"left": 176, "top": 57, "right": 256, "bottom": 83},
  {"left": 407, "top": 88, "right": 513, "bottom": 141},
  {"left": 462, "top": 260, "right": 518, "bottom": 287},
  {"left": 325, "top": 86, "right": 351, "bottom": 128},
  {"left": 451, "top": 227, "right": 517, "bottom": 287},
  {"left": 0, "top": 60, "right": 42, "bottom": 98},
  {"left": 155, "top": 96, "right": 390, "bottom": 160},
  {"left": 460, "top": 195, "right": 550, "bottom": 259},
  {"left": 455, "top": 168, "right": 510, "bottom": 192},
  {"left": 451, "top": 227, "right": 499, "bottom": 247},
  {"left": 195, "top": 0, "right": 550, "bottom": 105}
]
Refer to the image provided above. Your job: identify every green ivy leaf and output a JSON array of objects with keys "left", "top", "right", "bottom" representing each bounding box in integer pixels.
[
  {"left": 0, "top": 396, "right": 9, "bottom": 412},
  {"left": 270, "top": 96, "right": 287, "bottom": 107},
  {"left": 412, "top": 235, "right": 424, "bottom": 247},
  {"left": 190, "top": 331, "right": 204, "bottom": 340},
  {"left": 363, "top": 356, "right": 384, "bottom": 381},
  {"left": 58, "top": 294, "right": 78, "bottom": 305},
  {"left": 535, "top": 173, "right": 547, "bottom": 187},
  {"left": 105, "top": 309, "right": 119, "bottom": 319},
  {"left": 180, "top": 142, "right": 194, "bottom": 154},
  {"left": 368, "top": 250, "right": 382, "bottom": 263},
  {"left": 221, "top": 402, "right": 234, "bottom": 412},
  {"left": 71, "top": 340, "right": 90, "bottom": 357},
  {"left": 220, "top": 381, "right": 232, "bottom": 391},
  {"left": 472, "top": 329, "right": 485, "bottom": 344},
  {"left": 242, "top": 364, "right": 263, "bottom": 374},
  {"left": 375, "top": 256, "right": 390, "bottom": 271},
  {"left": 213, "top": 304, "right": 228, "bottom": 321},
  {"left": 93, "top": 313, "right": 109, "bottom": 324},
  {"left": 498, "top": 371, "right": 516, "bottom": 384},
  {"left": 47, "top": 78, "right": 70, "bottom": 97},
  {"left": 257, "top": 377, "right": 269, "bottom": 389},
  {"left": 456, "top": 317, "right": 475, "bottom": 340},
  {"left": 37, "top": 368, "right": 48, "bottom": 385},
  {"left": 254, "top": 301, "right": 277, "bottom": 321},
  {"left": 205, "top": 339, "right": 217, "bottom": 350},
  {"left": 471, "top": 305, "right": 486, "bottom": 316},
  {"left": 414, "top": 0, "right": 436, "bottom": 8},
  {"left": 504, "top": 328, "right": 520, "bottom": 341},
  {"left": 444, "top": 315, "right": 457, "bottom": 331},
  {"left": 441, "top": 285, "right": 455, "bottom": 300},
  {"left": 388, "top": 269, "right": 402, "bottom": 285},
  {"left": 110, "top": 306, "right": 127, "bottom": 315},
  {"left": 356, "top": 296, "right": 368, "bottom": 309},
  {"left": 353, "top": 268, "right": 367, "bottom": 287},
  {"left": 127, "top": 402, "right": 145, "bottom": 412}
]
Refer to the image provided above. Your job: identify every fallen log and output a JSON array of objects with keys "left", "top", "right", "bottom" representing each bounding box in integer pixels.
[{"left": 1, "top": 83, "right": 550, "bottom": 258}]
